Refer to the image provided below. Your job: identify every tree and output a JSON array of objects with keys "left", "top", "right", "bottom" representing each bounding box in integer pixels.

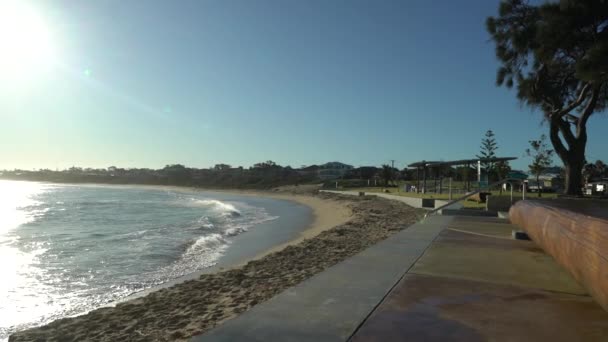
[
  {"left": 526, "top": 135, "right": 554, "bottom": 197},
  {"left": 583, "top": 162, "right": 597, "bottom": 184},
  {"left": 381, "top": 164, "right": 393, "bottom": 186},
  {"left": 495, "top": 160, "right": 511, "bottom": 180},
  {"left": 595, "top": 160, "right": 607, "bottom": 178},
  {"left": 476, "top": 130, "right": 498, "bottom": 180},
  {"left": 253, "top": 160, "right": 278, "bottom": 169},
  {"left": 495, "top": 160, "right": 512, "bottom": 194},
  {"left": 213, "top": 164, "right": 231, "bottom": 171},
  {"left": 163, "top": 164, "right": 191, "bottom": 185},
  {"left": 583, "top": 159, "right": 607, "bottom": 183},
  {"left": 486, "top": 0, "right": 608, "bottom": 195}
]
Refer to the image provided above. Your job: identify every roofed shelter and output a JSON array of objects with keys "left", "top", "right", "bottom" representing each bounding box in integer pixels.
[{"left": 407, "top": 157, "right": 517, "bottom": 194}]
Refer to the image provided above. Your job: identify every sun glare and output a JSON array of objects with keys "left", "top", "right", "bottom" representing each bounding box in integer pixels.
[{"left": 0, "top": 1, "right": 57, "bottom": 81}]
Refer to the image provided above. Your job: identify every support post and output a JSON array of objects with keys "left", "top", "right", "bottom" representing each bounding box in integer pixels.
[
  {"left": 433, "top": 167, "right": 438, "bottom": 193},
  {"left": 477, "top": 160, "right": 481, "bottom": 193},
  {"left": 466, "top": 163, "right": 471, "bottom": 192},
  {"left": 416, "top": 167, "right": 420, "bottom": 193},
  {"left": 449, "top": 177, "right": 453, "bottom": 200},
  {"left": 423, "top": 166, "right": 427, "bottom": 194}
]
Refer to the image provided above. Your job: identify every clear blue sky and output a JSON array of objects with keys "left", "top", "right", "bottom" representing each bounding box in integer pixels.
[{"left": 1, "top": 0, "right": 606, "bottom": 171}]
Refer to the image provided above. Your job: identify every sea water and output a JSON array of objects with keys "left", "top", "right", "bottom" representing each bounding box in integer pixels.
[{"left": 0, "top": 180, "right": 311, "bottom": 340}]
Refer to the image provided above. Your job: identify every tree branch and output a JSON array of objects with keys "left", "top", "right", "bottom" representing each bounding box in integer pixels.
[
  {"left": 555, "top": 82, "right": 592, "bottom": 117},
  {"left": 564, "top": 113, "right": 579, "bottom": 123},
  {"left": 549, "top": 119, "right": 569, "bottom": 162},
  {"left": 556, "top": 117, "right": 577, "bottom": 147},
  {"left": 577, "top": 85, "right": 601, "bottom": 136}
]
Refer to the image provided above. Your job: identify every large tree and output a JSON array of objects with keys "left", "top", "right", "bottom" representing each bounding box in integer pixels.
[{"left": 487, "top": 0, "right": 608, "bottom": 195}]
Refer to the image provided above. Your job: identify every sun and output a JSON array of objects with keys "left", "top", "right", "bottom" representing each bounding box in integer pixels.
[{"left": 0, "top": 1, "right": 57, "bottom": 81}]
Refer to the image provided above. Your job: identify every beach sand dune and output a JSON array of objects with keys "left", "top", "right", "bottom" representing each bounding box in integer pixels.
[{"left": 9, "top": 191, "right": 423, "bottom": 342}]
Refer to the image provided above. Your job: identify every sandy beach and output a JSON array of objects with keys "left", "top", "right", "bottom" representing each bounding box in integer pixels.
[{"left": 9, "top": 188, "right": 424, "bottom": 342}]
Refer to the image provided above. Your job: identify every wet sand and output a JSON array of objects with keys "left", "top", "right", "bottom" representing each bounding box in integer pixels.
[{"left": 10, "top": 189, "right": 424, "bottom": 342}]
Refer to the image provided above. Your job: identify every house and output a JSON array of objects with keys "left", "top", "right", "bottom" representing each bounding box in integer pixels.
[
  {"left": 296, "top": 165, "right": 320, "bottom": 177},
  {"left": 527, "top": 171, "right": 563, "bottom": 192},
  {"left": 317, "top": 162, "right": 354, "bottom": 180},
  {"left": 585, "top": 178, "right": 608, "bottom": 195}
]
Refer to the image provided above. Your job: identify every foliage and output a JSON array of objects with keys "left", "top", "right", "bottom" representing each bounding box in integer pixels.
[
  {"left": 344, "top": 166, "right": 379, "bottom": 180},
  {"left": 526, "top": 135, "right": 554, "bottom": 197},
  {"left": 213, "top": 164, "right": 231, "bottom": 171},
  {"left": 486, "top": 0, "right": 608, "bottom": 195},
  {"left": 381, "top": 164, "right": 394, "bottom": 186},
  {"left": 495, "top": 160, "right": 512, "bottom": 180},
  {"left": 476, "top": 130, "right": 498, "bottom": 178},
  {"left": 252, "top": 160, "right": 278, "bottom": 169},
  {"left": 583, "top": 159, "right": 608, "bottom": 182},
  {"left": 1, "top": 162, "right": 318, "bottom": 189}
]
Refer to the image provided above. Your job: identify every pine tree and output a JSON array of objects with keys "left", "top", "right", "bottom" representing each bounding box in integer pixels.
[{"left": 476, "top": 130, "right": 498, "bottom": 180}]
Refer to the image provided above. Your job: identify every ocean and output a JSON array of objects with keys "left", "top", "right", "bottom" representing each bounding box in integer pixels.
[{"left": 0, "top": 180, "right": 312, "bottom": 340}]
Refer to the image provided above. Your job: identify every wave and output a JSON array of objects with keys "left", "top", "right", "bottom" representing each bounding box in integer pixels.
[
  {"left": 185, "top": 233, "right": 226, "bottom": 255},
  {"left": 185, "top": 198, "right": 242, "bottom": 217}
]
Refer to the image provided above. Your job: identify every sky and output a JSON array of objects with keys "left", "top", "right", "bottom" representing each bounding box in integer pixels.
[{"left": 1, "top": 0, "right": 606, "bottom": 171}]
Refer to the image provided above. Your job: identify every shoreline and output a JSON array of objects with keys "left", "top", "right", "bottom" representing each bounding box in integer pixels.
[
  {"left": 70, "top": 183, "right": 356, "bottom": 267},
  {"left": 9, "top": 185, "right": 424, "bottom": 342},
  {"left": 114, "top": 186, "right": 353, "bottom": 303},
  {"left": 6, "top": 179, "right": 353, "bottom": 266}
]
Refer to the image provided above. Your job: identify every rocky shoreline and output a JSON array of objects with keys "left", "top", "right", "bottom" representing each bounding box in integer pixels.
[{"left": 10, "top": 192, "right": 424, "bottom": 342}]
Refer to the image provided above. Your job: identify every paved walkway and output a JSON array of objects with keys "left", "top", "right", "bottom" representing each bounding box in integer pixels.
[
  {"left": 352, "top": 215, "right": 608, "bottom": 341},
  {"left": 193, "top": 215, "right": 608, "bottom": 341},
  {"left": 192, "top": 216, "right": 450, "bottom": 341}
]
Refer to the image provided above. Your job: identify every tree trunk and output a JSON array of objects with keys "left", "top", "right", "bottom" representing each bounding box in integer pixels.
[
  {"left": 537, "top": 175, "right": 541, "bottom": 197},
  {"left": 564, "top": 157, "right": 584, "bottom": 196},
  {"left": 549, "top": 119, "right": 587, "bottom": 196}
]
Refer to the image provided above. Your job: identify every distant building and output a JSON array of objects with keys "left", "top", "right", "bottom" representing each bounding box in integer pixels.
[
  {"left": 527, "top": 171, "right": 563, "bottom": 192},
  {"left": 317, "top": 162, "right": 354, "bottom": 180},
  {"left": 508, "top": 170, "right": 528, "bottom": 180},
  {"left": 296, "top": 165, "right": 320, "bottom": 177},
  {"left": 345, "top": 166, "right": 379, "bottom": 179},
  {"left": 585, "top": 178, "right": 608, "bottom": 195}
]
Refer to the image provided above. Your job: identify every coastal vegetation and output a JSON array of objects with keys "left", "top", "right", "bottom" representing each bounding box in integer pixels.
[{"left": 0, "top": 162, "right": 317, "bottom": 189}]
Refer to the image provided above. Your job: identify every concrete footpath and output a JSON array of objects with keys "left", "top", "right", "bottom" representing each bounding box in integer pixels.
[
  {"left": 193, "top": 214, "right": 608, "bottom": 341},
  {"left": 192, "top": 216, "right": 450, "bottom": 341}
]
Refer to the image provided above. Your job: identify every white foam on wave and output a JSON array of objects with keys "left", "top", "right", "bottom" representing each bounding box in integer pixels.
[
  {"left": 188, "top": 199, "right": 241, "bottom": 216},
  {"left": 185, "top": 233, "right": 226, "bottom": 255}
]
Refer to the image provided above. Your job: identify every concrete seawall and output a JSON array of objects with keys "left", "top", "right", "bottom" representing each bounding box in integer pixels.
[{"left": 319, "top": 190, "right": 463, "bottom": 211}]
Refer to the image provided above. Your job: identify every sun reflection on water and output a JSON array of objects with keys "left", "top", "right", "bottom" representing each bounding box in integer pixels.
[{"left": 0, "top": 180, "right": 54, "bottom": 340}]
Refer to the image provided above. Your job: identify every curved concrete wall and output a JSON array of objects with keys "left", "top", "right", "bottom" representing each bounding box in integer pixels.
[
  {"left": 509, "top": 200, "right": 608, "bottom": 312},
  {"left": 319, "top": 190, "right": 463, "bottom": 210}
]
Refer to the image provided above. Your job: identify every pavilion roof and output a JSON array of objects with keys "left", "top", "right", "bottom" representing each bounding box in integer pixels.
[{"left": 407, "top": 157, "right": 517, "bottom": 168}]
